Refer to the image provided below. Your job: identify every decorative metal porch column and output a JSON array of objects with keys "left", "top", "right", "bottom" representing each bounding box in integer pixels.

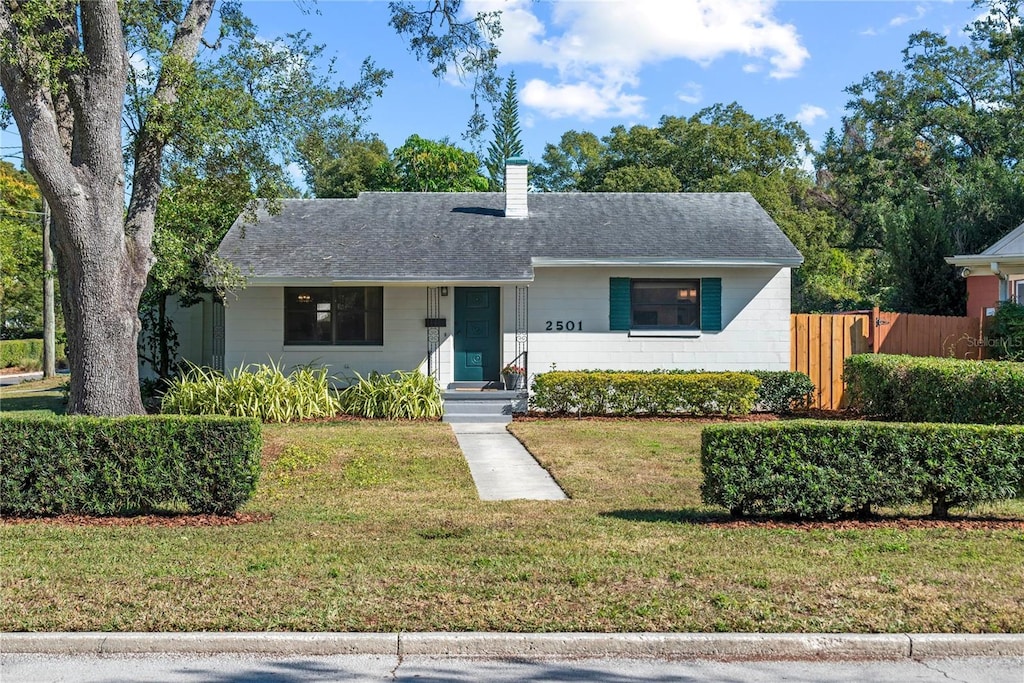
[
  {"left": 425, "top": 286, "right": 443, "bottom": 384},
  {"left": 212, "top": 298, "right": 225, "bottom": 373},
  {"left": 515, "top": 285, "right": 529, "bottom": 380}
]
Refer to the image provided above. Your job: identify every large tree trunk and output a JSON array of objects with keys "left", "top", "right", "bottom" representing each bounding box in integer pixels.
[
  {"left": 1, "top": 0, "right": 217, "bottom": 416},
  {"left": 50, "top": 190, "right": 149, "bottom": 415}
]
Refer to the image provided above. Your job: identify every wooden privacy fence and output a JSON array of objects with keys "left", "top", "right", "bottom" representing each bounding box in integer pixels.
[{"left": 791, "top": 308, "right": 983, "bottom": 410}]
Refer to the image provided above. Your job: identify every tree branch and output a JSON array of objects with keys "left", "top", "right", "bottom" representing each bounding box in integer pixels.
[
  {"left": 0, "top": 2, "right": 80, "bottom": 214},
  {"left": 126, "top": 0, "right": 217, "bottom": 254}
]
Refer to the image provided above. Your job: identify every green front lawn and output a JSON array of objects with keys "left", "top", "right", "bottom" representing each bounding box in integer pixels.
[
  {"left": 2, "top": 419, "right": 1022, "bottom": 632},
  {"left": 0, "top": 375, "right": 68, "bottom": 416}
]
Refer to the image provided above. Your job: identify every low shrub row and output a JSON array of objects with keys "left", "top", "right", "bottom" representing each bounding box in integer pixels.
[
  {"left": 529, "top": 369, "right": 813, "bottom": 416},
  {"left": 844, "top": 354, "right": 1024, "bottom": 424},
  {"left": 530, "top": 371, "right": 760, "bottom": 416},
  {"left": 0, "top": 415, "right": 261, "bottom": 515},
  {"left": 0, "top": 338, "right": 66, "bottom": 370},
  {"left": 701, "top": 420, "right": 1024, "bottom": 519}
]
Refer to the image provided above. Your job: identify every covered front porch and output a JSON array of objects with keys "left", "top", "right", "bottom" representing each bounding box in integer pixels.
[{"left": 222, "top": 282, "right": 529, "bottom": 393}]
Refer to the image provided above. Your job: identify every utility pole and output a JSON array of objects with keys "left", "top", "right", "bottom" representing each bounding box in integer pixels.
[{"left": 42, "top": 199, "right": 55, "bottom": 378}]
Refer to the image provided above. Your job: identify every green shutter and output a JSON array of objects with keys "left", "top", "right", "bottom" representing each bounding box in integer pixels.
[
  {"left": 701, "top": 278, "right": 722, "bottom": 331},
  {"left": 609, "top": 278, "right": 631, "bottom": 330}
]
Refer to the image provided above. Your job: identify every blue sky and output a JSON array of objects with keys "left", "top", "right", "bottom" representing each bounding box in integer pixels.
[
  {"left": 0, "top": 1, "right": 987, "bottom": 174},
  {"left": 239, "top": 0, "right": 985, "bottom": 165}
]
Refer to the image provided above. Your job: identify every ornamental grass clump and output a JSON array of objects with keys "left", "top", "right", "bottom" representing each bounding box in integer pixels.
[
  {"left": 161, "top": 361, "right": 341, "bottom": 422},
  {"left": 338, "top": 370, "right": 443, "bottom": 419}
]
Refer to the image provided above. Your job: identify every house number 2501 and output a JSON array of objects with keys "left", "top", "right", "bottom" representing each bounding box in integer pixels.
[{"left": 545, "top": 320, "right": 583, "bottom": 331}]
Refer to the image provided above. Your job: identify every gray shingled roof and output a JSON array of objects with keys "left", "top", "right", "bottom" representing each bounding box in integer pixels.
[{"left": 218, "top": 192, "right": 803, "bottom": 282}]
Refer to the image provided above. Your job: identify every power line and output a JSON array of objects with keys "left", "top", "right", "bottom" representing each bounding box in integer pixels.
[{"left": 0, "top": 206, "right": 46, "bottom": 216}]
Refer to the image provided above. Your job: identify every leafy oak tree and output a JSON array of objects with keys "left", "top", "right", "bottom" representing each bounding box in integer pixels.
[
  {"left": 0, "top": 0, "right": 499, "bottom": 415},
  {"left": 298, "top": 134, "right": 393, "bottom": 199},
  {"left": 389, "top": 135, "right": 488, "bottom": 192},
  {"left": 531, "top": 130, "right": 605, "bottom": 192},
  {"left": 817, "top": 0, "right": 1024, "bottom": 313}
]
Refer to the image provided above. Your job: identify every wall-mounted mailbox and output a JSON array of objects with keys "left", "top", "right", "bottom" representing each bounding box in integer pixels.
[{"left": 425, "top": 317, "right": 447, "bottom": 327}]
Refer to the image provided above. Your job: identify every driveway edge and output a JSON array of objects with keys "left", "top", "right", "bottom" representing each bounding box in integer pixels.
[{"left": 3, "top": 632, "right": 1023, "bottom": 660}]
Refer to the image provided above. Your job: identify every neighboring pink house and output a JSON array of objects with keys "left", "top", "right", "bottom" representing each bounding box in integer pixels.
[{"left": 947, "top": 221, "right": 1024, "bottom": 319}]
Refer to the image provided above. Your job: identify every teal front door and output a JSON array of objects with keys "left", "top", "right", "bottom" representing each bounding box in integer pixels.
[{"left": 454, "top": 287, "right": 500, "bottom": 382}]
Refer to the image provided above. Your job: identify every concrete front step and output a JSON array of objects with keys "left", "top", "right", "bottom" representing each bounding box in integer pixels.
[
  {"left": 441, "top": 384, "right": 527, "bottom": 423},
  {"left": 444, "top": 412, "right": 513, "bottom": 424}
]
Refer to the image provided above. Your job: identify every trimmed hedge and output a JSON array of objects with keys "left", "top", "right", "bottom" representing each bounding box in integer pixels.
[
  {"left": 745, "top": 370, "right": 814, "bottom": 414},
  {"left": 529, "top": 369, "right": 813, "bottom": 416},
  {"left": 0, "top": 415, "right": 262, "bottom": 516},
  {"left": 844, "top": 354, "right": 1024, "bottom": 424},
  {"left": 0, "top": 338, "right": 66, "bottom": 369},
  {"left": 530, "top": 371, "right": 759, "bottom": 416},
  {"left": 701, "top": 420, "right": 1024, "bottom": 519}
]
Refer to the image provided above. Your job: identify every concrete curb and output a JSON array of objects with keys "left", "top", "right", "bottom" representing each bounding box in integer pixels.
[{"left": 2, "top": 632, "right": 1023, "bottom": 660}]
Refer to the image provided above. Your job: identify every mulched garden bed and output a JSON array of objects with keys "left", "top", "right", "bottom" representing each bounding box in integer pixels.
[
  {"left": 701, "top": 517, "right": 1024, "bottom": 531},
  {"left": 517, "top": 412, "right": 781, "bottom": 423},
  {"left": 1, "top": 512, "right": 272, "bottom": 527}
]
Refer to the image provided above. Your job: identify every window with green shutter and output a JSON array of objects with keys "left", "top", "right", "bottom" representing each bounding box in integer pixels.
[
  {"left": 609, "top": 277, "right": 722, "bottom": 332},
  {"left": 700, "top": 278, "right": 722, "bottom": 331},
  {"left": 609, "top": 277, "right": 631, "bottom": 330}
]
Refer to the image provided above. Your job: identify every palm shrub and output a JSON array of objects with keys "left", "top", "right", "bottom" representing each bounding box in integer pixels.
[
  {"left": 338, "top": 371, "right": 443, "bottom": 419},
  {"left": 161, "top": 361, "right": 341, "bottom": 422}
]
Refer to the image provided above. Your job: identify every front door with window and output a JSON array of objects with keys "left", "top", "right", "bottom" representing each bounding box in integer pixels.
[{"left": 454, "top": 287, "right": 500, "bottom": 381}]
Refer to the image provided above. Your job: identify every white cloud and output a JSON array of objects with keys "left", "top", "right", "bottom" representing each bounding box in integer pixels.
[
  {"left": 466, "top": 0, "right": 809, "bottom": 120},
  {"left": 677, "top": 82, "right": 703, "bottom": 105},
  {"left": 889, "top": 4, "right": 928, "bottom": 27},
  {"left": 520, "top": 78, "right": 644, "bottom": 120},
  {"left": 795, "top": 104, "right": 827, "bottom": 128}
]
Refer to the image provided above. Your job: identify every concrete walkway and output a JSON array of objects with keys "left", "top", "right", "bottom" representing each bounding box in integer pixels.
[{"left": 449, "top": 423, "right": 567, "bottom": 501}]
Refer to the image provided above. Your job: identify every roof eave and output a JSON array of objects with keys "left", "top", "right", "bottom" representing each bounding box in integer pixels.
[
  {"left": 237, "top": 276, "right": 535, "bottom": 287},
  {"left": 530, "top": 257, "right": 804, "bottom": 268}
]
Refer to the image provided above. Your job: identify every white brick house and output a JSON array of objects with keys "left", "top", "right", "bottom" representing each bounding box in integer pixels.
[{"left": 213, "top": 160, "right": 802, "bottom": 387}]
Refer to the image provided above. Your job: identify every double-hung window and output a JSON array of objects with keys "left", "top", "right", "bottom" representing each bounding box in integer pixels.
[{"left": 284, "top": 287, "right": 384, "bottom": 345}]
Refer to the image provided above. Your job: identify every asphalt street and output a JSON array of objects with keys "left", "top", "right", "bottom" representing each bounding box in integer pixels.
[{"left": 4, "top": 653, "right": 1024, "bottom": 682}]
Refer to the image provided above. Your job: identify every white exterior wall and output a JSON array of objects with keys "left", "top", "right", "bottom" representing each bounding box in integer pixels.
[
  {"left": 138, "top": 294, "right": 213, "bottom": 380},
  {"left": 502, "top": 266, "right": 791, "bottom": 376},
  {"left": 224, "top": 285, "right": 451, "bottom": 381},
  {"left": 223, "top": 267, "right": 791, "bottom": 385}
]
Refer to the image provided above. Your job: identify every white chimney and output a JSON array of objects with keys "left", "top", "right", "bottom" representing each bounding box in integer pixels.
[{"left": 504, "top": 158, "right": 528, "bottom": 218}]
